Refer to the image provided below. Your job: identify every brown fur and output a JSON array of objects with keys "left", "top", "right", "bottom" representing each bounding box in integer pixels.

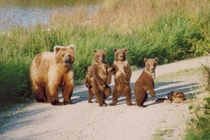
[
  {"left": 84, "top": 66, "right": 95, "bottom": 103},
  {"left": 167, "top": 91, "right": 186, "bottom": 103},
  {"left": 110, "top": 48, "right": 134, "bottom": 106},
  {"left": 134, "top": 58, "right": 158, "bottom": 107},
  {"left": 92, "top": 49, "right": 112, "bottom": 107},
  {"left": 84, "top": 65, "right": 113, "bottom": 103},
  {"left": 30, "top": 44, "right": 76, "bottom": 105}
]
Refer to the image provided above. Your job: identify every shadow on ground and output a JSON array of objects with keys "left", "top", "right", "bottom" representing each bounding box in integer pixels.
[
  {"left": 0, "top": 80, "right": 201, "bottom": 138},
  {"left": 71, "top": 80, "right": 201, "bottom": 105}
]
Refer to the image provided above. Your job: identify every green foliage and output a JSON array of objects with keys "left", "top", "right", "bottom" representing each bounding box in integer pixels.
[
  {"left": 184, "top": 64, "right": 210, "bottom": 140},
  {"left": 0, "top": 0, "right": 210, "bottom": 111},
  {"left": 0, "top": 61, "right": 32, "bottom": 112}
]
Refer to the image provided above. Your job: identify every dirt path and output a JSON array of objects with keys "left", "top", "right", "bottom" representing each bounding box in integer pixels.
[{"left": 0, "top": 56, "right": 209, "bottom": 140}]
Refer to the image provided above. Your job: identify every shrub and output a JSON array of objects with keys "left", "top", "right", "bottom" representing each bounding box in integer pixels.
[{"left": 184, "top": 62, "right": 210, "bottom": 140}]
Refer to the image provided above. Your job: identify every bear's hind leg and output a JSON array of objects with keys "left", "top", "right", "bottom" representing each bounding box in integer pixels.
[
  {"left": 104, "top": 87, "right": 111, "bottom": 99},
  {"left": 94, "top": 90, "right": 106, "bottom": 107},
  {"left": 125, "top": 95, "right": 134, "bottom": 106},
  {"left": 141, "top": 92, "right": 148, "bottom": 107},
  {"left": 135, "top": 91, "right": 148, "bottom": 108},
  {"left": 124, "top": 87, "right": 134, "bottom": 106},
  {"left": 109, "top": 90, "right": 118, "bottom": 106}
]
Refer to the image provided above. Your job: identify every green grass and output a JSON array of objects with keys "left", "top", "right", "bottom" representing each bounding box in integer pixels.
[
  {"left": 184, "top": 63, "right": 210, "bottom": 140},
  {"left": 155, "top": 67, "right": 203, "bottom": 83},
  {"left": 0, "top": 0, "right": 210, "bottom": 111},
  {"left": 152, "top": 128, "right": 173, "bottom": 140}
]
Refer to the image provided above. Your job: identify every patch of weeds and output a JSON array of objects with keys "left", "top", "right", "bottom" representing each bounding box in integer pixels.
[
  {"left": 155, "top": 67, "right": 203, "bottom": 83},
  {"left": 152, "top": 128, "right": 173, "bottom": 140},
  {"left": 158, "top": 119, "right": 167, "bottom": 123},
  {"left": 130, "top": 65, "right": 139, "bottom": 71}
]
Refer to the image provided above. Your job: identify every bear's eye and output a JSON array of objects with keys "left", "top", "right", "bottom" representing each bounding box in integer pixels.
[
  {"left": 62, "top": 54, "right": 64, "bottom": 57},
  {"left": 68, "top": 54, "right": 70, "bottom": 57}
]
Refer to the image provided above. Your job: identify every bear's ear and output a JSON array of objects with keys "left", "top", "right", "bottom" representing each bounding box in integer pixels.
[
  {"left": 144, "top": 58, "right": 147, "bottom": 62},
  {"left": 93, "top": 49, "right": 97, "bottom": 54},
  {"left": 124, "top": 48, "right": 128, "bottom": 53},
  {"left": 114, "top": 48, "right": 117, "bottom": 52},
  {"left": 155, "top": 57, "right": 158, "bottom": 62},
  {"left": 54, "top": 46, "right": 61, "bottom": 53},
  {"left": 103, "top": 48, "right": 107, "bottom": 54},
  {"left": 68, "top": 44, "right": 76, "bottom": 52}
]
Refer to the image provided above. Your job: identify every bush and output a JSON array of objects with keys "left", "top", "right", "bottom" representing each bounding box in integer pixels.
[{"left": 184, "top": 62, "right": 210, "bottom": 140}]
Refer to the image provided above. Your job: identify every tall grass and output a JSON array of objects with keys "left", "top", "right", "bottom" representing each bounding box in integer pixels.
[
  {"left": 184, "top": 61, "right": 210, "bottom": 140},
  {"left": 0, "top": 0, "right": 210, "bottom": 110}
]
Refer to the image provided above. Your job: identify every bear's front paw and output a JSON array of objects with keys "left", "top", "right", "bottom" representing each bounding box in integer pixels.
[
  {"left": 99, "top": 103, "right": 107, "bottom": 107},
  {"left": 109, "top": 102, "right": 117, "bottom": 106},
  {"left": 123, "top": 79, "right": 129, "bottom": 83},
  {"left": 151, "top": 97, "right": 156, "bottom": 101},
  {"left": 63, "top": 101, "right": 73, "bottom": 105},
  {"left": 127, "top": 102, "right": 135, "bottom": 106},
  {"left": 51, "top": 101, "right": 63, "bottom": 106}
]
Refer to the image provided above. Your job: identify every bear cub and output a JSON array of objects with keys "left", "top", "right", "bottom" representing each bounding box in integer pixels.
[
  {"left": 30, "top": 44, "right": 76, "bottom": 105},
  {"left": 84, "top": 66, "right": 95, "bottom": 103},
  {"left": 92, "top": 49, "right": 113, "bottom": 107},
  {"left": 84, "top": 65, "right": 113, "bottom": 103},
  {"left": 110, "top": 48, "right": 134, "bottom": 106},
  {"left": 134, "top": 57, "right": 158, "bottom": 107}
]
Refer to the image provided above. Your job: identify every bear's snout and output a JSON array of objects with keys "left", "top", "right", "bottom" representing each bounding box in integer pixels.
[
  {"left": 64, "top": 57, "right": 70, "bottom": 63},
  {"left": 119, "top": 54, "right": 125, "bottom": 60},
  {"left": 99, "top": 56, "right": 105, "bottom": 63},
  {"left": 150, "top": 68, "right": 155, "bottom": 72},
  {"left": 64, "top": 56, "right": 75, "bottom": 65}
]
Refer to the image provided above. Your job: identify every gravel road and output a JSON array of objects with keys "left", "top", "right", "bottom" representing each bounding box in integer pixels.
[{"left": 0, "top": 56, "right": 209, "bottom": 140}]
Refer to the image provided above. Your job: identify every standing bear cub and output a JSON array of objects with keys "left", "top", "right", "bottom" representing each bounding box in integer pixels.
[
  {"left": 30, "top": 44, "right": 76, "bottom": 105},
  {"left": 84, "top": 65, "right": 113, "bottom": 103},
  {"left": 134, "top": 57, "right": 158, "bottom": 107},
  {"left": 110, "top": 48, "right": 134, "bottom": 106},
  {"left": 92, "top": 49, "right": 113, "bottom": 107},
  {"left": 84, "top": 66, "right": 95, "bottom": 103}
]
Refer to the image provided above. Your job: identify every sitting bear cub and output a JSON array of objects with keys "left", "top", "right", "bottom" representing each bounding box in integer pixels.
[{"left": 134, "top": 57, "right": 158, "bottom": 107}]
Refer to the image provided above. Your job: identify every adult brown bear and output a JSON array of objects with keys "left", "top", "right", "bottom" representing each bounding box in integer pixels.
[
  {"left": 134, "top": 57, "right": 158, "bottom": 107},
  {"left": 30, "top": 45, "right": 76, "bottom": 105},
  {"left": 110, "top": 48, "right": 134, "bottom": 106}
]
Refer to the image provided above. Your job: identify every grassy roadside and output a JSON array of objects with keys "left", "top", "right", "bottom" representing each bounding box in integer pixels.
[
  {"left": 0, "top": 0, "right": 210, "bottom": 111},
  {"left": 184, "top": 63, "right": 210, "bottom": 140}
]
